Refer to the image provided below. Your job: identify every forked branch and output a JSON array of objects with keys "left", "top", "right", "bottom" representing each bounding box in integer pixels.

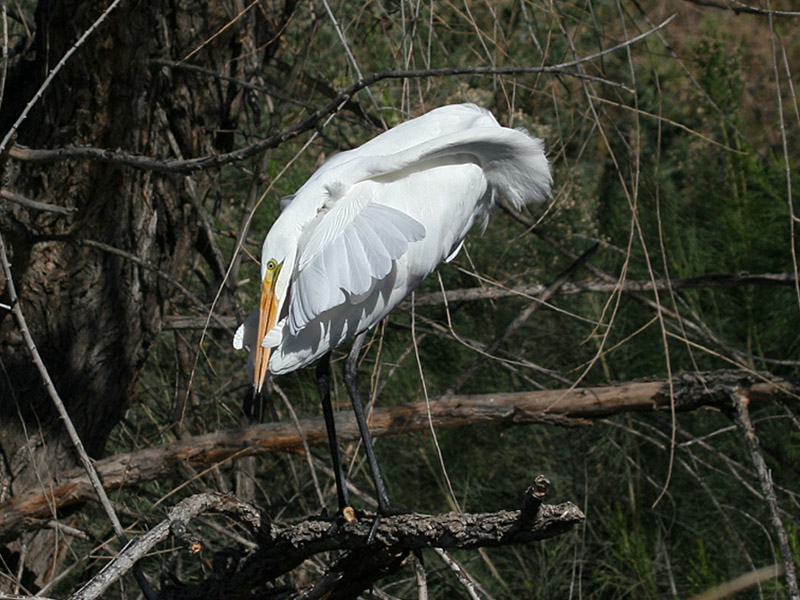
[{"left": 70, "top": 478, "right": 582, "bottom": 600}]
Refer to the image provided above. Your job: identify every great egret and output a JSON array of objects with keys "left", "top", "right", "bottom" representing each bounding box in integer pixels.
[{"left": 234, "top": 103, "right": 551, "bottom": 515}]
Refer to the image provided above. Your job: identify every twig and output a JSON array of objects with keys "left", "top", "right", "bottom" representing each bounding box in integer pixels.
[
  {"left": 0, "top": 4, "right": 8, "bottom": 113},
  {"left": 413, "top": 552, "right": 428, "bottom": 600},
  {"left": 272, "top": 382, "right": 326, "bottom": 510},
  {"left": 149, "top": 58, "right": 311, "bottom": 106},
  {"left": 731, "top": 389, "right": 799, "bottom": 599},
  {"left": 433, "top": 549, "right": 483, "bottom": 600},
  {"left": 447, "top": 244, "right": 597, "bottom": 393},
  {"left": 0, "top": 230, "right": 157, "bottom": 600},
  {"left": 682, "top": 0, "right": 800, "bottom": 17},
  {"left": 0, "top": 0, "right": 125, "bottom": 155},
  {"left": 320, "top": 0, "right": 382, "bottom": 120},
  {"left": 7, "top": 16, "right": 676, "bottom": 173},
  {"left": 0, "top": 188, "right": 78, "bottom": 215},
  {"left": 163, "top": 271, "right": 799, "bottom": 331},
  {"left": 765, "top": 0, "right": 800, "bottom": 312},
  {"left": 69, "top": 493, "right": 261, "bottom": 600}
]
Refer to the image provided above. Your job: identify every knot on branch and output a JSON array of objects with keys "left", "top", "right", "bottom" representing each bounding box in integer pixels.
[
  {"left": 666, "top": 370, "right": 772, "bottom": 409},
  {"left": 520, "top": 475, "right": 550, "bottom": 523}
]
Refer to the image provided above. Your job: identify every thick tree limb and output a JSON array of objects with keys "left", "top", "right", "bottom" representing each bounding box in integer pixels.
[
  {"left": 0, "top": 371, "right": 794, "bottom": 541},
  {"left": 70, "top": 481, "right": 583, "bottom": 600}
]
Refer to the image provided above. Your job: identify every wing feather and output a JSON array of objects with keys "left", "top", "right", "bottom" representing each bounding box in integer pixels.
[
  {"left": 342, "top": 229, "right": 372, "bottom": 294},
  {"left": 289, "top": 202, "right": 425, "bottom": 334}
]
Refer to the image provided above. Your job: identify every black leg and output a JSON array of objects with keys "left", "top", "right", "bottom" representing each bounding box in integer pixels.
[
  {"left": 317, "top": 352, "right": 351, "bottom": 512},
  {"left": 343, "top": 331, "right": 402, "bottom": 515}
]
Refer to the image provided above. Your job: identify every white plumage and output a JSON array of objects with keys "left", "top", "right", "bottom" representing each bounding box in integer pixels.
[{"left": 234, "top": 103, "right": 551, "bottom": 390}]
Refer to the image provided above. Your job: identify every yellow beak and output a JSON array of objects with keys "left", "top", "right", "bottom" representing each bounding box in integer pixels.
[{"left": 254, "top": 268, "right": 281, "bottom": 393}]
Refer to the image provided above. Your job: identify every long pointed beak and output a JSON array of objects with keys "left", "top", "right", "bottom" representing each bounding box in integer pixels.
[{"left": 254, "top": 273, "right": 280, "bottom": 394}]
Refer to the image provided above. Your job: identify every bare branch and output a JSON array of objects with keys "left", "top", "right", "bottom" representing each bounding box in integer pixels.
[
  {"left": 0, "top": 188, "right": 77, "bottom": 215},
  {"left": 732, "top": 389, "right": 800, "bottom": 599},
  {"left": 90, "top": 487, "right": 581, "bottom": 600},
  {"left": 162, "top": 271, "right": 798, "bottom": 331},
  {"left": 682, "top": 0, "right": 800, "bottom": 17},
  {"left": 0, "top": 0, "right": 125, "bottom": 155},
  {"left": 6, "top": 16, "right": 677, "bottom": 174},
  {"left": 0, "top": 370, "right": 793, "bottom": 542},
  {"left": 69, "top": 493, "right": 262, "bottom": 600}
]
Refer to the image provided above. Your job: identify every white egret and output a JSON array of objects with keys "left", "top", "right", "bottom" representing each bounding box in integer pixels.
[{"left": 234, "top": 103, "right": 551, "bottom": 514}]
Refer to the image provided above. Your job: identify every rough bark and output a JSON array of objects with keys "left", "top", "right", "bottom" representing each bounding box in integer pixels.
[
  {"left": 66, "top": 481, "right": 583, "bottom": 600},
  {"left": 0, "top": 0, "right": 290, "bottom": 589}
]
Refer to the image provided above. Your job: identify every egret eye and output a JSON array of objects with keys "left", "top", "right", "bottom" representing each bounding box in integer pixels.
[{"left": 267, "top": 259, "right": 277, "bottom": 271}]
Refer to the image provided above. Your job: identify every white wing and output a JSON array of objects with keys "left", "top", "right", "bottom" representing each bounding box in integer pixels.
[{"left": 289, "top": 200, "right": 425, "bottom": 334}]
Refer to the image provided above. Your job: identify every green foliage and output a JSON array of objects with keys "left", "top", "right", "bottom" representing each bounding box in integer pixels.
[{"left": 689, "top": 539, "right": 721, "bottom": 594}]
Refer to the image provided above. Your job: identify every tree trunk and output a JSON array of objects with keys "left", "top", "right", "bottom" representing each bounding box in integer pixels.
[{"left": 0, "top": 1, "right": 289, "bottom": 590}]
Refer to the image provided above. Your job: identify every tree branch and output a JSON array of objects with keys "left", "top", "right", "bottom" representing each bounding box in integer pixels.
[
  {"left": 731, "top": 389, "right": 800, "bottom": 599},
  {"left": 0, "top": 370, "right": 794, "bottom": 542},
  {"left": 6, "top": 16, "right": 677, "bottom": 174},
  {"left": 0, "top": 188, "right": 77, "bottom": 214},
  {"left": 162, "top": 271, "right": 798, "bottom": 330},
  {"left": 70, "top": 482, "right": 583, "bottom": 600},
  {"left": 681, "top": 0, "right": 800, "bottom": 17}
]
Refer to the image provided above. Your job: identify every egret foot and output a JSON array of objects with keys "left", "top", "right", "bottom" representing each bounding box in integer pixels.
[
  {"left": 323, "top": 505, "right": 359, "bottom": 536},
  {"left": 365, "top": 504, "right": 410, "bottom": 545}
]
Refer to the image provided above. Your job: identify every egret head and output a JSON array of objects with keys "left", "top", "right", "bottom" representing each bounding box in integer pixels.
[{"left": 252, "top": 226, "right": 296, "bottom": 393}]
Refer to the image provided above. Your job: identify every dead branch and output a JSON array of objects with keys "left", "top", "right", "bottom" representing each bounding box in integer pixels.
[
  {"left": 0, "top": 370, "right": 793, "bottom": 542},
  {"left": 0, "top": 0, "right": 124, "bottom": 155},
  {"left": 681, "top": 0, "right": 800, "bottom": 17},
  {"left": 732, "top": 389, "right": 800, "bottom": 599},
  {"left": 69, "top": 493, "right": 262, "bottom": 600},
  {"left": 5, "top": 16, "right": 676, "bottom": 175},
  {"left": 70, "top": 482, "right": 582, "bottom": 600},
  {"left": 162, "top": 271, "right": 798, "bottom": 331},
  {"left": 0, "top": 188, "right": 77, "bottom": 214}
]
